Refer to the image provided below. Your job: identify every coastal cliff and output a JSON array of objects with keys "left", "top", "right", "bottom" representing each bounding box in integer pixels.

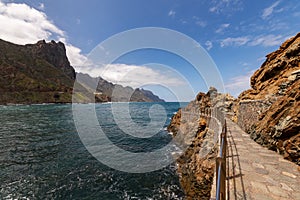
[
  {"left": 0, "top": 39, "right": 76, "bottom": 104},
  {"left": 168, "top": 91, "right": 215, "bottom": 200},
  {"left": 0, "top": 39, "right": 164, "bottom": 104},
  {"left": 168, "top": 88, "right": 234, "bottom": 199},
  {"left": 234, "top": 33, "right": 300, "bottom": 165}
]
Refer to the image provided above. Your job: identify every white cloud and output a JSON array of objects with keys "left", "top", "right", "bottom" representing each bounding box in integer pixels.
[
  {"left": 209, "top": 0, "right": 243, "bottom": 14},
  {"left": 168, "top": 10, "right": 176, "bottom": 17},
  {"left": 66, "top": 45, "right": 88, "bottom": 67},
  {"left": 38, "top": 3, "right": 45, "bottom": 10},
  {"left": 220, "top": 34, "right": 289, "bottom": 48},
  {"left": 192, "top": 16, "right": 206, "bottom": 27},
  {"left": 225, "top": 70, "right": 254, "bottom": 97},
  {"left": 249, "top": 34, "right": 285, "bottom": 47},
  {"left": 216, "top": 23, "right": 230, "bottom": 33},
  {"left": 0, "top": 1, "right": 64, "bottom": 44},
  {"left": 220, "top": 36, "right": 250, "bottom": 47},
  {"left": 180, "top": 19, "right": 187, "bottom": 24},
  {"left": 77, "top": 63, "right": 186, "bottom": 88},
  {"left": 0, "top": 1, "right": 87, "bottom": 68},
  {"left": 262, "top": 0, "right": 281, "bottom": 19},
  {"left": 195, "top": 20, "right": 207, "bottom": 27},
  {"left": 205, "top": 41, "right": 213, "bottom": 51},
  {"left": 209, "top": 6, "right": 218, "bottom": 13}
]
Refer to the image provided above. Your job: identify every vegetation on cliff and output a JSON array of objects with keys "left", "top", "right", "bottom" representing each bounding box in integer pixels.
[
  {"left": 0, "top": 39, "right": 76, "bottom": 104},
  {"left": 0, "top": 39, "right": 164, "bottom": 104}
]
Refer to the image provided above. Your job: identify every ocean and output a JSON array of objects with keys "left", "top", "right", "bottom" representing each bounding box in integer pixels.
[{"left": 0, "top": 102, "right": 188, "bottom": 199}]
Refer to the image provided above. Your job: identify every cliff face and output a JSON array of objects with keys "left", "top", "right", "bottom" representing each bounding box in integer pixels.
[
  {"left": 0, "top": 39, "right": 164, "bottom": 104},
  {"left": 0, "top": 39, "right": 76, "bottom": 104},
  {"left": 235, "top": 33, "right": 300, "bottom": 165},
  {"left": 26, "top": 40, "right": 76, "bottom": 80},
  {"left": 167, "top": 91, "right": 215, "bottom": 200},
  {"left": 167, "top": 88, "right": 234, "bottom": 199}
]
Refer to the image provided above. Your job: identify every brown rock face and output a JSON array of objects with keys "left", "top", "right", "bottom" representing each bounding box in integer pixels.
[
  {"left": 167, "top": 89, "right": 220, "bottom": 200},
  {"left": 0, "top": 39, "right": 77, "bottom": 104},
  {"left": 27, "top": 40, "right": 76, "bottom": 80},
  {"left": 235, "top": 33, "right": 300, "bottom": 165}
]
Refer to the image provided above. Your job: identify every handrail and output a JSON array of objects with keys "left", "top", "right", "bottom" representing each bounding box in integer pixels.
[
  {"left": 216, "top": 119, "right": 227, "bottom": 200},
  {"left": 180, "top": 106, "right": 227, "bottom": 199}
]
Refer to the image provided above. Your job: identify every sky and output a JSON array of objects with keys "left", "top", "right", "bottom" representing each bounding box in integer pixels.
[{"left": 0, "top": 0, "right": 299, "bottom": 101}]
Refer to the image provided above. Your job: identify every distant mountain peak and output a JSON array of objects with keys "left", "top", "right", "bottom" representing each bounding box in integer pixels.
[
  {"left": 76, "top": 72, "right": 165, "bottom": 102},
  {"left": 0, "top": 39, "right": 165, "bottom": 104}
]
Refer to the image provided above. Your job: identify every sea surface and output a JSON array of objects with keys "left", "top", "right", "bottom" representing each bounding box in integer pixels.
[{"left": 0, "top": 102, "right": 187, "bottom": 200}]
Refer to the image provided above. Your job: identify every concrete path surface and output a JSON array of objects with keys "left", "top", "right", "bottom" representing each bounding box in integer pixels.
[{"left": 224, "top": 119, "right": 300, "bottom": 200}]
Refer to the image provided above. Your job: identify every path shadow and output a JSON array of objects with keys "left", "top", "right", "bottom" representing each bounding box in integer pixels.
[{"left": 226, "top": 128, "right": 247, "bottom": 200}]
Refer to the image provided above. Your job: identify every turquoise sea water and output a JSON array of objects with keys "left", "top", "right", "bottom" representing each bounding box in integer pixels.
[{"left": 0, "top": 102, "right": 187, "bottom": 199}]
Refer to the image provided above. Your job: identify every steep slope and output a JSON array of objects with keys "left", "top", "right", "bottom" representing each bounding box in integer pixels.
[
  {"left": 0, "top": 39, "right": 164, "bottom": 104},
  {"left": 0, "top": 39, "right": 77, "bottom": 104},
  {"left": 235, "top": 33, "right": 300, "bottom": 165},
  {"left": 76, "top": 72, "right": 165, "bottom": 102}
]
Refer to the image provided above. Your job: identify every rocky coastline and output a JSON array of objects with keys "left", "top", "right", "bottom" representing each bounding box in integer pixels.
[
  {"left": 168, "top": 33, "right": 300, "bottom": 198},
  {"left": 167, "top": 88, "right": 234, "bottom": 199}
]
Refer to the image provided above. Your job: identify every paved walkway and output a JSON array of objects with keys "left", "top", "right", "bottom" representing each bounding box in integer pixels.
[{"left": 212, "top": 119, "right": 300, "bottom": 200}]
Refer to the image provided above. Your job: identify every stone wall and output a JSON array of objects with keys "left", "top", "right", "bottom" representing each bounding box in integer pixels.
[{"left": 237, "top": 100, "right": 271, "bottom": 132}]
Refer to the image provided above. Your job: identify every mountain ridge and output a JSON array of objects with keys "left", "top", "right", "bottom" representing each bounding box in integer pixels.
[
  {"left": 0, "top": 39, "right": 164, "bottom": 104},
  {"left": 76, "top": 72, "right": 165, "bottom": 102}
]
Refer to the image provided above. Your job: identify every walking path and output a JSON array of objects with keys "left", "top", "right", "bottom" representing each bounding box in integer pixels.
[{"left": 212, "top": 119, "right": 300, "bottom": 200}]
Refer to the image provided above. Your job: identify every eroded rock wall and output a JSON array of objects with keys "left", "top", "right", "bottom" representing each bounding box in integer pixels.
[
  {"left": 167, "top": 88, "right": 234, "bottom": 199},
  {"left": 234, "top": 33, "right": 300, "bottom": 165},
  {"left": 167, "top": 91, "right": 215, "bottom": 200}
]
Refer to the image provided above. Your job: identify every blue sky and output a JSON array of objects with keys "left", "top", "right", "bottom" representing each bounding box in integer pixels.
[{"left": 0, "top": 0, "right": 300, "bottom": 101}]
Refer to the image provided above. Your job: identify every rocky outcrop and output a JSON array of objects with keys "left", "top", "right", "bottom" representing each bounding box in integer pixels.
[
  {"left": 0, "top": 39, "right": 77, "bottom": 104},
  {"left": 234, "top": 33, "right": 300, "bottom": 165},
  {"left": 26, "top": 40, "right": 76, "bottom": 80},
  {"left": 167, "top": 87, "right": 232, "bottom": 199}
]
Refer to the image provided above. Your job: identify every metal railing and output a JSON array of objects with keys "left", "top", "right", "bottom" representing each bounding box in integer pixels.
[
  {"left": 215, "top": 119, "right": 227, "bottom": 200},
  {"left": 180, "top": 106, "right": 228, "bottom": 200}
]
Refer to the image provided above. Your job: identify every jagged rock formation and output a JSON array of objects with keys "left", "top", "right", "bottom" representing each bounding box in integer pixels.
[
  {"left": 167, "top": 87, "right": 234, "bottom": 199},
  {"left": 167, "top": 90, "right": 215, "bottom": 200},
  {"left": 234, "top": 33, "right": 300, "bottom": 165},
  {"left": 0, "top": 39, "right": 76, "bottom": 104},
  {"left": 0, "top": 39, "right": 164, "bottom": 104},
  {"left": 76, "top": 73, "right": 165, "bottom": 102}
]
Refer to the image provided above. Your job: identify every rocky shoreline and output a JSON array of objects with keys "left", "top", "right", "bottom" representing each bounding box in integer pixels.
[
  {"left": 169, "top": 35, "right": 300, "bottom": 200},
  {"left": 167, "top": 88, "right": 234, "bottom": 199}
]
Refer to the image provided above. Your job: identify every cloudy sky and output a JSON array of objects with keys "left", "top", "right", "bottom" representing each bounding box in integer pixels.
[{"left": 0, "top": 0, "right": 299, "bottom": 101}]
